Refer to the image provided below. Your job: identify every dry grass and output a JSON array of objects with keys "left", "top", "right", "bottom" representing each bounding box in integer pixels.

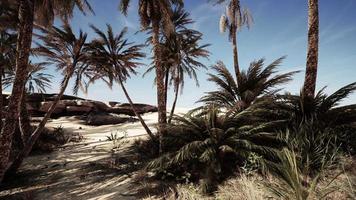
[
  {"left": 216, "top": 174, "right": 268, "bottom": 200},
  {"left": 152, "top": 169, "right": 356, "bottom": 200}
]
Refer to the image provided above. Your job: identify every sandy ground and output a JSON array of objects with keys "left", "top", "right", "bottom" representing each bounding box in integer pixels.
[{"left": 0, "top": 108, "right": 189, "bottom": 200}]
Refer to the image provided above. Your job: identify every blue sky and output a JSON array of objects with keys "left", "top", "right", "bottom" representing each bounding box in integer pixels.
[{"left": 28, "top": 0, "right": 356, "bottom": 108}]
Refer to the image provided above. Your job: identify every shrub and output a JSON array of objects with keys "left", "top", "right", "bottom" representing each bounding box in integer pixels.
[{"left": 147, "top": 106, "right": 282, "bottom": 194}]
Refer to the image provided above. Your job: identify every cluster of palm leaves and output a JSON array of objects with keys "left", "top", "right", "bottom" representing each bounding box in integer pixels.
[
  {"left": 147, "top": 106, "right": 285, "bottom": 193},
  {"left": 199, "top": 57, "right": 298, "bottom": 113},
  {"left": 263, "top": 83, "right": 356, "bottom": 153}
]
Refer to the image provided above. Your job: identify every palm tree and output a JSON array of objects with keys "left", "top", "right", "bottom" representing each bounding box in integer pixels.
[
  {"left": 269, "top": 83, "right": 356, "bottom": 152},
  {"left": 166, "top": 33, "right": 210, "bottom": 123},
  {"left": 148, "top": 106, "right": 282, "bottom": 193},
  {"left": 303, "top": 0, "right": 319, "bottom": 98},
  {"left": 0, "top": 0, "right": 18, "bottom": 31},
  {"left": 249, "top": 81, "right": 356, "bottom": 156},
  {"left": 144, "top": 8, "right": 210, "bottom": 123},
  {"left": 0, "top": 0, "right": 92, "bottom": 182},
  {"left": 6, "top": 24, "right": 89, "bottom": 175},
  {"left": 200, "top": 57, "right": 298, "bottom": 113},
  {"left": 219, "top": 0, "right": 253, "bottom": 81},
  {"left": 86, "top": 24, "right": 155, "bottom": 140},
  {"left": 3, "top": 62, "right": 53, "bottom": 144},
  {"left": 0, "top": 32, "right": 16, "bottom": 129},
  {"left": 119, "top": 0, "right": 183, "bottom": 153},
  {"left": 0, "top": 0, "right": 17, "bottom": 131}
]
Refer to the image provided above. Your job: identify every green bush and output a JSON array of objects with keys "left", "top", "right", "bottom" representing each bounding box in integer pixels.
[{"left": 147, "top": 106, "right": 282, "bottom": 193}]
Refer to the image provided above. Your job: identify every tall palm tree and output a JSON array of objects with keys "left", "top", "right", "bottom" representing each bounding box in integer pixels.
[
  {"left": 86, "top": 24, "right": 155, "bottom": 140},
  {"left": 6, "top": 24, "right": 89, "bottom": 175},
  {"left": 219, "top": 0, "right": 253, "bottom": 81},
  {"left": 119, "top": 0, "right": 183, "bottom": 153},
  {"left": 144, "top": 8, "right": 210, "bottom": 123},
  {"left": 303, "top": 0, "right": 319, "bottom": 98},
  {"left": 200, "top": 57, "right": 299, "bottom": 113},
  {"left": 0, "top": 0, "right": 92, "bottom": 182}
]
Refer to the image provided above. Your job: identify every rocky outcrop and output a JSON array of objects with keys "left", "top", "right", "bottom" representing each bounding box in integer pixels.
[
  {"left": 66, "top": 106, "right": 92, "bottom": 113},
  {"left": 107, "top": 103, "right": 158, "bottom": 116},
  {"left": 39, "top": 101, "right": 66, "bottom": 114},
  {"left": 2, "top": 93, "right": 157, "bottom": 124}
]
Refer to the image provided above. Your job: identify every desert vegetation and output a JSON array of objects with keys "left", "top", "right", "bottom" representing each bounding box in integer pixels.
[{"left": 0, "top": 0, "right": 355, "bottom": 199}]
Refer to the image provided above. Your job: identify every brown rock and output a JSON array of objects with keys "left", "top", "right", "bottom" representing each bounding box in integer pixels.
[
  {"left": 39, "top": 101, "right": 66, "bottom": 114},
  {"left": 76, "top": 100, "right": 95, "bottom": 108},
  {"left": 60, "top": 100, "right": 77, "bottom": 106},
  {"left": 92, "top": 101, "right": 109, "bottom": 111},
  {"left": 66, "top": 106, "right": 92, "bottom": 113}
]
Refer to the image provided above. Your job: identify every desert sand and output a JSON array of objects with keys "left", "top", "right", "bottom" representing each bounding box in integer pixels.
[{"left": 0, "top": 108, "right": 190, "bottom": 200}]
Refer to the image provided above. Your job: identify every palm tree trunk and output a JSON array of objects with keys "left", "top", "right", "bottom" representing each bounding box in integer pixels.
[
  {"left": 19, "top": 89, "right": 32, "bottom": 145},
  {"left": 168, "top": 81, "right": 179, "bottom": 124},
  {"left": 232, "top": 30, "right": 240, "bottom": 81},
  {"left": 0, "top": 66, "right": 3, "bottom": 131},
  {"left": 303, "top": 0, "right": 319, "bottom": 98},
  {"left": 152, "top": 18, "right": 167, "bottom": 154},
  {"left": 6, "top": 73, "right": 72, "bottom": 175},
  {"left": 232, "top": 0, "right": 240, "bottom": 81},
  {"left": 0, "top": 0, "right": 34, "bottom": 183},
  {"left": 164, "top": 69, "right": 169, "bottom": 106},
  {"left": 118, "top": 77, "right": 155, "bottom": 140}
]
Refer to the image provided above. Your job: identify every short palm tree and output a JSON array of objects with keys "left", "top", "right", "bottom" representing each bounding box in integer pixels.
[
  {"left": 119, "top": 0, "right": 183, "bottom": 153},
  {"left": 259, "top": 84, "right": 353, "bottom": 130},
  {"left": 219, "top": 0, "right": 253, "bottom": 81},
  {"left": 7, "top": 24, "right": 90, "bottom": 175},
  {"left": 3, "top": 62, "right": 53, "bottom": 94},
  {"left": 269, "top": 83, "right": 356, "bottom": 153},
  {"left": 144, "top": 7, "right": 210, "bottom": 123},
  {"left": 199, "top": 57, "right": 298, "bottom": 113},
  {"left": 3, "top": 62, "right": 53, "bottom": 143},
  {"left": 0, "top": 0, "right": 92, "bottom": 182},
  {"left": 148, "top": 106, "right": 282, "bottom": 193},
  {"left": 86, "top": 24, "right": 155, "bottom": 140}
]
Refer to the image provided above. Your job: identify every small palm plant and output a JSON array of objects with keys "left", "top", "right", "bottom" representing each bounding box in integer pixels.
[
  {"left": 147, "top": 106, "right": 282, "bottom": 194},
  {"left": 107, "top": 131, "right": 128, "bottom": 150},
  {"left": 274, "top": 82, "right": 356, "bottom": 129},
  {"left": 267, "top": 83, "right": 356, "bottom": 153},
  {"left": 200, "top": 57, "right": 299, "bottom": 113}
]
